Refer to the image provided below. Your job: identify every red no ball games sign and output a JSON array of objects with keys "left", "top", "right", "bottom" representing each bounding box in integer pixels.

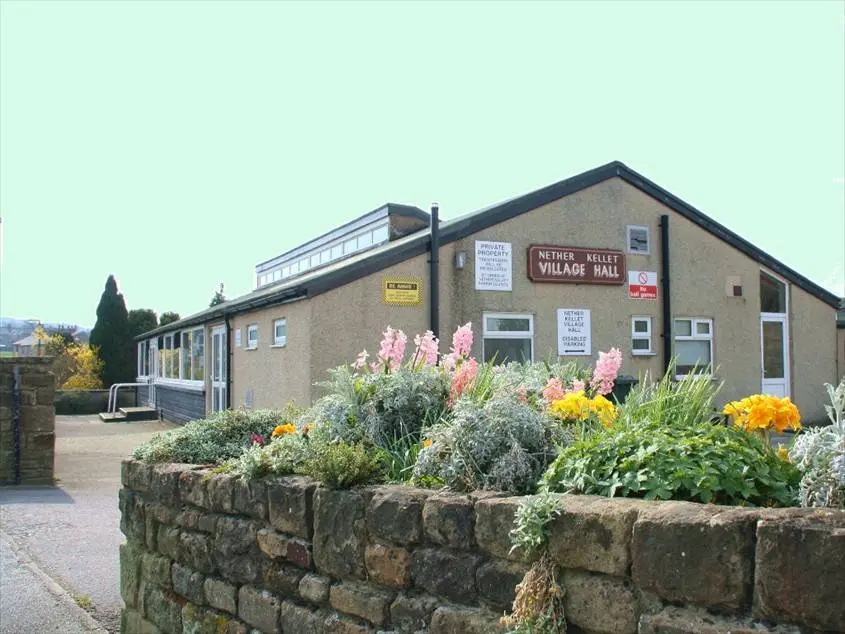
[{"left": 628, "top": 270, "right": 658, "bottom": 299}]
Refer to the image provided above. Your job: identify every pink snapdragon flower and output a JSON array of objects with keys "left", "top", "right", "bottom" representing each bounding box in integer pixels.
[
  {"left": 376, "top": 326, "right": 407, "bottom": 372},
  {"left": 517, "top": 387, "right": 528, "bottom": 403},
  {"left": 449, "top": 357, "right": 478, "bottom": 404},
  {"left": 412, "top": 330, "right": 439, "bottom": 367},
  {"left": 542, "top": 377, "right": 566, "bottom": 403},
  {"left": 590, "top": 348, "right": 622, "bottom": 395},
  {"left": 569, "top": 379, "right": 586, "bottom": 394},
  {"left": 442, "top": 322, "right": 473, "bottom": 371},
  {"left": 351, "top": 349, "right": 369, "bottom": 372}
]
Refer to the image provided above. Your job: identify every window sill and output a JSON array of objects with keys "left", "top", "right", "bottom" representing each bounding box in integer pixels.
[
  {"left": 154, "top": 378, "right": 205, "bottom": 392},
  {"left": 631, "top": 351, "right": 656, "bottom": 357},
  {"left": 627, "top": 250, "right": 651, "bottom": 256},
  {"left": 245, "top": 346, "right": 258, "bottom": 351},
  {"left": 675, "top": 374, "right": 716, "bottom": 381},
  {"left": 270, "top": 343, "right": 287, "bottom": 349}
]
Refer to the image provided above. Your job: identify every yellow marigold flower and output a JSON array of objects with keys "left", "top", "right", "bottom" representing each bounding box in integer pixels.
[
  {"left": 777, "top": 446, "right": 789, "bottom": 461},
  {"left": 423, "top": 439, "right": 432, "bottom": 448},
  {"left": 588, "top": 394, "right": 617, "bottom": 427},
  {"left": 271, "top": 423, "right": 297, "bottom": 438},
  {"left": 724, "top": 394, "right": 801, "bottom": 433}
]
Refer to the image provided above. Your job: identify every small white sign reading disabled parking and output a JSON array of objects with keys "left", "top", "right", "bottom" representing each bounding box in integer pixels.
[
  {"left": 557, "top": 308, "right": 591, "bottom": 356},
  {"left": 475, "top": 241, "right": 512, "bottom": 291}
]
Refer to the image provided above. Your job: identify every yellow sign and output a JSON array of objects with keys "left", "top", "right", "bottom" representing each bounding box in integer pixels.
[{"left": 382, "top": 277, "right": 422, "bottom": 306}]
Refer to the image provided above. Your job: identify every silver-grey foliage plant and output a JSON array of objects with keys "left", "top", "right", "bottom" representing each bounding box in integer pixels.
[{"left": 789, "top": 377, "right": 845, "bottom": 508}]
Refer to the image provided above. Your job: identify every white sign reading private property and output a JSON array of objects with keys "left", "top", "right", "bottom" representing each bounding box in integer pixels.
[
  {"left": 557, "top": 308, "right": 591, "bottom": 356},
  {"left": 475, "top": 241, "right": 512, "bottom": 291}
]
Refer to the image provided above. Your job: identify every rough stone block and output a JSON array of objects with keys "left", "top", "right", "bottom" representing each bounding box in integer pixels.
[
  {"left": 632, "top": 503, "right": 756, "bottom": 612},
  {"left": 214, "top": 516, "right": 258, "bottom": 556},
  {"left": 141, "top": 552, "right": 173, "bottom": 589},
  {"left": 179, "top": 531, "right": 215, "bottom": 574},
  {"left": 313, "top": 488, "right": 367, "bottom": 580},
  {"left": 157, "top": 525, "right": 181, "bottom": 561},
  {"left": 216, "top": 554, "right": 260, "bottom": 585},
  {"left": 299, "top": 573, "right": 331, "bottom": 605},
  {"left": 563, "top": 569, "right": 638, "bottom": 634},
  {"left": 207, "top": 473, "right": 236, "bottom": 514},
  {"left": 423, "top": 493, "right": 475, "bottom": 549},
  {"left": 429, "top": 606, "right": 505, "bottom": 634},
  {"left": 19, "top": 405, "right": 54, "bottom": 432},
  {"left": 172, "top": 562, "right": 205, "bottom": 605},
  {"left": 121, "top": 608, "right": 162, "bottom": 634},
  {"left": 330, "top": 581, "right": 393, "bottom": 626},
  {"left": 639, "top": 605, "right": 804, "bottom": 634},
  {"left": 257, "top": 528, "right": 289, "bottom": 560},
  {"left": 285, "top": 537, "right": 312, "bottom": 569},
  {"left": 120, "top": 542, "right": 143, "bottom": 609},
  {"left": 474, "top": 496, "right": 532, "bottom": 562},
  {"left": 323, "top": 612, "right": 373, "bottom": 634},
  {"left": 261, "top": 560, "right": 304, "bottom": 597},
  {"left": 754, "top": 510, "right": 845, "bottom": 632},
  {"left": 410, "top": 548, "right": 481, "bottom": 604},
  {"left": 204, "top": 577, "right": 238, "bottom": 614},
  {"left": 279, "top": 601, "right": 324, "bottom": 633},
  {"left": 127, "top": 460, "right": 153, "bottom": 493},
  {"left": 390, "top": 593, "right": 439, "bottom": 633},
  {"left": 548, "top": 495, "right": 643, "bottom": 577},
  {"left": 232, "top": 478, "right": 268, "bottom": 520},
  {"left": 364, "top": 542, "right": 411, "bottom": 588},
  {"left": 366, "top": 486, "right": 429, "bottom": 546},
  {"left": 179, "top": 469, "right": 210, "bottom": 508},
  {"left": 151, "top": 464, "right": 197, "bottom": 507},
  {"left": 476, "top": 558, "right": 528, "bottom": 610},
  {"left": 268, "top": 475, "right": 317, "bottom": 539},
  {"left": 147, "top": 502, "right": 177, "bottom": 526},
  {"left": 238, "top": 585, "right": 281, "bottom": 634},
  {"left": 122, "top": 492, "right": 147, "bottom": 544},
  {"left": 142, "top": 585, "right": 183, "bottom": 634}
]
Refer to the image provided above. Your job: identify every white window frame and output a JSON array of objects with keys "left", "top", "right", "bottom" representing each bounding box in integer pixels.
[
  {"left": 627, "top": 225, "right": 650, "bottom": 255},
  {"left": 246, "top": 323, "right": 259, "bottom": 350},
  {"left": 137, "top": 340, "right": 150, "bottom": 378},
  {"left": 272, "top": 318, "right": 287, "bottom": 347},
  {"left": 482, "top": 312, "right": 534, "bottom": 363},
  {"left": 155, "top": 328, "right": 205, "bottom": 387},
  {"left": 631, "top": 316, "right": 654, "bottom": 355},
  {"left": 673, "top": 317, "right": 713, "bottom": 378}
]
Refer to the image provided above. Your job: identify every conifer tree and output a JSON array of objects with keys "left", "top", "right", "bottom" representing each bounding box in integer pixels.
[{"left": 89, "top": 275, "right": 133, "bottom": 386}]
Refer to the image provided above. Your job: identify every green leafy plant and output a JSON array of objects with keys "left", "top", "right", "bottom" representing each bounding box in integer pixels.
[
  {"left": 510, "top": 493, "right": 561, "bottom": 557},
  {"left": 300, "top": 441, "right": 384, "bottom": 489}
]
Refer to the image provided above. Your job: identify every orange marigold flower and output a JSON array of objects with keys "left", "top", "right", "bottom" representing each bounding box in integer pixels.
[
  {"left": 422, "top": 439, "right": 432, "bottom": 448},
  {"left": 271, "top": 423, "right": 297, "bottom": 438}
]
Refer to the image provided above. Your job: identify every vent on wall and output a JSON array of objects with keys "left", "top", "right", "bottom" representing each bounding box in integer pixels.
[
  {"left": 244, "top": 389, "right": 254, "bottom": 409},
  {"left": 725, "top": 276, "right": 742, "bottom": 298}
]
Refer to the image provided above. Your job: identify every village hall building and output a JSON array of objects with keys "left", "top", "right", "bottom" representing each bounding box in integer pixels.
[{"left": 135, "top": 161, "right": 842, "bottom": 424}]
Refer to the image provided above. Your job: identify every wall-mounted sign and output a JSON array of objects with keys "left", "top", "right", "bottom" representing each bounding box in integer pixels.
[
  {"left": 628, "top": 270, "right": 658, "bottom": 300},
  {"left": 528, "top": 245, "right": 625, "bottom": 284},
  {"left": 382, "top": 277, "right": 422, "bottom": 306},
  {"left": 234, "top": 328, "right": 242, "bottom": 348},
  {"left": 557, "top": 308, "right": 591, "bottom": 356},
  {"left": 475, "top": 241, "right": 512, "bottom": 291}
]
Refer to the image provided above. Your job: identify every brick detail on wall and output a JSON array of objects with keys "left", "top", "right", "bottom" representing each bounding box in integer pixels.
[
  {"left": 0, "top": 358, "right": 55, "bottom": 484},
  {"left": 118, "top": 461, "right": 845, "bottom": 634}
]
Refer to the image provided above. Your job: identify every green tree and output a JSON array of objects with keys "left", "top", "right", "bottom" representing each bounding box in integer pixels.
[
  {"left": 209, "top": 283, "right": 226, "bottom": 307},
  {"left": 128, "top": 309, "right": 158, "bottom": 337},
  {"left": 89, "top": 275, "right": 133, "bottom": 387},
  {"left": 159, "top": 312, "right": 180, "bottom": 326}
]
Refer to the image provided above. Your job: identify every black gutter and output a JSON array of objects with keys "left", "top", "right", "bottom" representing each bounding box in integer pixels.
[
  {"left": 660, "top": 215, "right": 672, "bottom": 374},
  {"left": 224, "top": 314, "right": 232, "bottom": 409},
  {"left": 429, "top": 203, "right": 440, "bottom": 339}
]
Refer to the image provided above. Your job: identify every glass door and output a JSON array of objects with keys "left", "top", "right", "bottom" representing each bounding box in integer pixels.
[
  {"left": 148, "top": 341, "right": 157, "bottom": 407},
  {"left": 211, "top": 326, "right": 227, "bottom": 412},
  {"left": 761, "top": 314, "right": 789, "bottom": 397}
]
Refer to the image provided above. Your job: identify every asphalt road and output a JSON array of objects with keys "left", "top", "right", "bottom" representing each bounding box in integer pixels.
[{"left": 0, "top": 415, "right": 178, "bottom": 634}]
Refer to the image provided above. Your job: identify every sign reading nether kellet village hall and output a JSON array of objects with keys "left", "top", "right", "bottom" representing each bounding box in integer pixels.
[{"left": 527, "top": 245, "right": 625, "bottom": 284}]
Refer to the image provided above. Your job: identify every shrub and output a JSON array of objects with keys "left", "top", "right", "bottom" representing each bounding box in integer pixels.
[
  {"left": 412, "top": 394, "right": 572, "bottom": 494},
  {"left": 790, "top": 378, "right": 845, "bottom": 508},
  {"left": 132, "top": 407, "right": 296, "bottom": 464},
  {"left": 228, "top": 432, "right": 311, "bottom": 480},
  {"left": 542, "top": 420, "right": 799, "bottom": 506},
  {"left": 299, "top": 441, "right": 384, "bottom": 488}
]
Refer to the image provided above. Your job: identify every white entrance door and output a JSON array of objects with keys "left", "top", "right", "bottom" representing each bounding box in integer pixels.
[
  {"left": 761, "top": 313, "right": 789, "bottom": 397},
  {"left": 211, "top": 326, "right": 227, "bottom": 412}
]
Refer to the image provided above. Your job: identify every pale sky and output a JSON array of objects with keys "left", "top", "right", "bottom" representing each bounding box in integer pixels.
[{"left": 1, "top": 0, "right": 843, "bottom": 328}]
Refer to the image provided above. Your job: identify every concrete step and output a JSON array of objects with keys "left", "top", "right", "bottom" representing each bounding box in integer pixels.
[
  {"left": 118, "top": 407, "right": 159, "bottom": 422},
  {"left": 98, "top": 412, "right": 126, "bottom": 423}
]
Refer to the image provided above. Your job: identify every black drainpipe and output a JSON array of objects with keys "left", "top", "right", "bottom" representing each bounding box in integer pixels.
[
  {"left": 12, "top": 365, "right": 22, "bottom": 484},
  {"left": 224, "top": 314, "right": 232, "bottom": 410},
  {"left": 429, "top": 203, "right": 440, "bottom": 340},
  {"left": 660, "top": 214, "right": 672, "bottom": 374}
]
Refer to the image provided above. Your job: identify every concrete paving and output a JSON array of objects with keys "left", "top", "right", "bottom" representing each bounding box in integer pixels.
[{"left": 0, "top": 415, "right": 178, "bottom": 633}]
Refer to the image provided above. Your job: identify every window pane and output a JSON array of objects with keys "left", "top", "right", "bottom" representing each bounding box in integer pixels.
[
  {"left": 319, "top": 250, "right": 330, "bottom": 264},
  {"left": 760, "top": 273, "right": 786, "bottom": 313},
  {"left": 310, "top": 254, "right": 319, "bottom": 268},
  {"left": 331, "top": 245, "right": 343, "bottom": 259},
  {"left": 273, "top": 270, "right": 281, "bottom": 281},
  {"left": 674, "top": 319, "right": 692, "bottom": 337},
  {"left": 762, "top": 321, "right": 785, "bottom": 379},
  {"left": 372, "top": 225, "right": 389, "bottom": 243},
  {"left": 633, "top": 319, "right": 649, "bottom": 333},
  {"left": 358, "top": 231, "right": 373, "bottom": 248},
  {"left": 628, "top": 227, "right": 649, "bottom": 252},
  {"left": 695, "top": 321, "right": 711, "bottom": 335},
  {"left": 484, "top": 337, "right": 532, "bottom": 364},
  {"left": 676, "top": 340, "right": 711, "bottom": 372},
  {"left": 181, "top": 332, "right": 192, "bottom": 379},
  {"left": 343, "top": 237, "right": 357, "bottom": 254},
  {"left": 633, "top": 338, "right": 650, "bottom": 351},
  {"left": 282, "top": 266, "right": 290, "bottom": 277},
  {"left": 192, "top": 331, "right": 204, "bottom": 381},
  {"left": 299, "top": 259, "right": 310, "bottom": 271},
  {"left": 486, "top": 317, "right": 531, "bottom": 333}
]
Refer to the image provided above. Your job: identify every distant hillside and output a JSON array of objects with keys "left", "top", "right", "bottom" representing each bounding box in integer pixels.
[{"left": 0, "top": 317, "right": 91, "bottom": 349}]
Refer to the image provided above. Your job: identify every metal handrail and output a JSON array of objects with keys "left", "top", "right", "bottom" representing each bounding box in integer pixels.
[{"left": 107, "top": 382, "right": 147, "bottom": 413}]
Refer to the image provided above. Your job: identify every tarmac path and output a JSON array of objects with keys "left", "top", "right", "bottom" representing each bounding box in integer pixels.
[{"left": 0, "top": 415, "right": 178, "bottom": 633}]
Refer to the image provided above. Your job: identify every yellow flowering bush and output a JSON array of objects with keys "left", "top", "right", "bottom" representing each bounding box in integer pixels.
[
  {"left": 548, "top": 391, "right": 616, "bottom": 428},
  {"left": 723, "top": 394, "right": 801, "bottom": 434},
  {"left": 271, "top": 423, "right": 297, "bottom": 438}
]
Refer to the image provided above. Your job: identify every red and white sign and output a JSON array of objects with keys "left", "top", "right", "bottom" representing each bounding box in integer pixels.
[{"left": 628, "top": 270, "right": 658, "bottom": 300}]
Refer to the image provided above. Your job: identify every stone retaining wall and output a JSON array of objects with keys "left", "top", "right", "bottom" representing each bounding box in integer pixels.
[
  {"left": 0, "top": 358, "right": 55, "bottom": 484},
  {"left": 118, "top": 460, "right": 845, "bottom": 634}
]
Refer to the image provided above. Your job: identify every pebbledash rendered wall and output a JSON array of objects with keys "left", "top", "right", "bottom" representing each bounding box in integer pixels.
[
  {"left": 118, "top": 461, "right": 845, "bottom": 634},
  {"left": 0, "top": 358, "right": 55, "bottom": 485}
]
